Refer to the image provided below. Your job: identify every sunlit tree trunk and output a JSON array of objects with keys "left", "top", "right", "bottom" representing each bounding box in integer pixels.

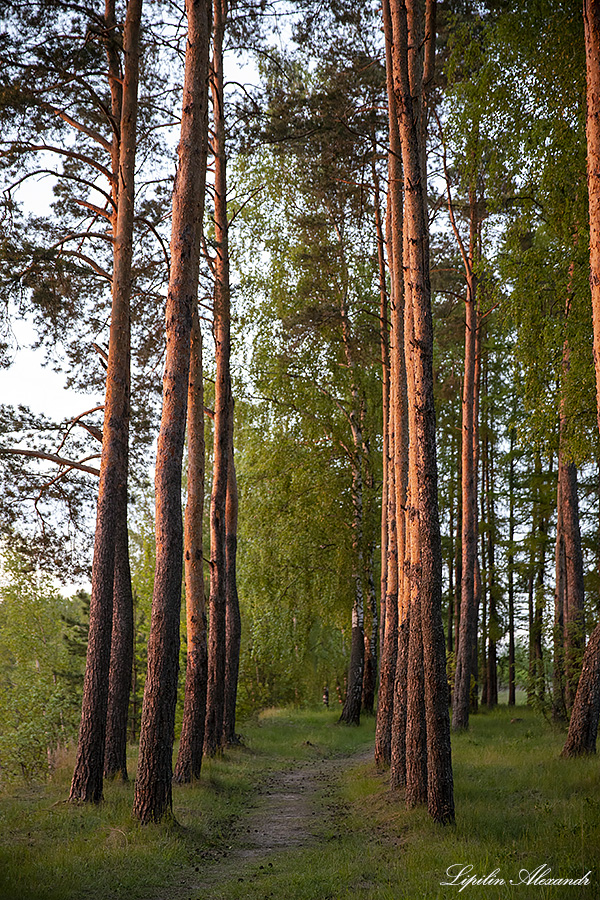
[
  {"left": 69, "top": 0, "right": 141, "bottom": 803},
  {"left": 388, "top": 0, "right": 454, "bottom": 825},
  {"left": 585, "top": 0, "right": 600, "bottom": 433},
  {"left": 404, "top": 226, "right": 427, "bottom": 805},
  {"left": 561, "top": 0, "right": 600, "bottom": 757},
  {"left": 133, "top": 0, "right": 211, "bottom": 823},
  {"left": 174, "top": 305, "right": 208, "bottom": 782},
  {"left": 378, "top": 0, "right": 406, "bottom": 771}
]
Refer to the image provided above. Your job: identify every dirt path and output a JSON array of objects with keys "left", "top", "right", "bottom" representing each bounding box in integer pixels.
[{"left": 159, "top": 745, "right": 373, "bottom": 900}]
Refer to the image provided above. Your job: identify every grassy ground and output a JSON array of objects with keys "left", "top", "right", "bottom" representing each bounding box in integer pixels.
[{"left": 1, "top": 705, "right": 598, "bottom": 900}]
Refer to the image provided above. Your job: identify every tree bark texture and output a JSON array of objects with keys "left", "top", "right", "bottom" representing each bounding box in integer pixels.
[
  {"left": 565, "top": 0, "right": 600, "bottom": 761},
  {"left": 484, "top": 382, "right": 498, "bottom": 710},
  {"left": 388, "top": 0, "right": 455, "bottom": 824},
  {"left": 452, "top": 198, "right": 479, "bottom": 731},
  {"left": 585, "top": 0, "right": 600, "bottom": 435},
  {"left": 362, "top": 541, "right": 378, "bottom": 715},
  {"left": 528, "top": 452, "right": 547, "bottom": 704},
  {"left": 379, "top": 0, "right": 409, "bottom": 779},
  {"left": 223, "top": 437, "right": 242, "bottom": 744},
  {"left": 70, "top": 0, "right": 141, "bottom": 803},
  {"left": 508, "top": 427, "right": 516, "bottom": 706},
  {"left": 104, "top": 512, "right": 134, "bottom": 780},
  {"left": 403, "top": 260, "right": 427, "bottom": 805},
  {"left": 339, "top": 447, "right": 366, "bottom": 725},
  {"left": 376, "top": 170, "right": 390, "bottom": 662},
  {"left": 104, "top": 18, "right": 135, "bottom": 769},
  {"left": 375, "top": 408, "right": 397, "bottom": 765},
  {"left": 174, "top": 305, "right": 208, "bottom": 783},
  {"left": 204, "top": 0, "right": 233, "bottom": 756},
  {"left": 554, "top": 450, "right": 585, "bottom": 717},
  {"left": 561, "top": 621, "right": 600, "bottom": 756},
  {"left": 133, "top": 0, "right": 211, "bottom": 823}
]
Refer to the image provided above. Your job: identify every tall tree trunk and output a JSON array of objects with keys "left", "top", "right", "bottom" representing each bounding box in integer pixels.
[
  {"left": 204, "top": 0, "right": 232, "bottom": 756},
  {"left": 484, "top": 372, "right": 498, "bottom": 710},
  {"left": 562, "top": 0, "right": 600, "bottom": 758},
  {"left": 404, "top": 256, "right": 427, "bottom": 806},
  {"left": 340, "top": 443, "right": 366, "bottom": 725},
  {"left": 376, "top": 417, "right": 398, "bottom": 765},
  {"left": 102, "top": 0, "right": 134, "bottom": 784},
  {"left": 174, "top": 305, "right": 208, "bottom": 783},
  {"left": 480, "top": 526, "right": 488, "bottom": 708},
  {"left": 376, "top": 168, "right": 390, "bottom": 664},
  {"left": 528, "top": 452, "right": 547, "bottom": 704},
  {"left": 452, "top": 191, "right": 479, "bottom": 731},
  {"left": 223, "top": 436, "right": 241, "bottom": 744},
  {"left": 104, "top": 514, "right": 134, "bottom": 780},
  {"left": 447, "top": 428, "right": 456, "bottom": 655},
  {"left": 453, "top": 449, "right": 462, "bottom": 668},
  {"left": 362, "top": 539, "right": 378, "bottom": 715},
  {"left": 132, "top": 0, "right": 211, "bottom": 823},
  {"left": 585, "top": 0, "right": 600, "bottom": 435},
  {"left": 338, "top": 238, "right": 367, "bottom": 725},
  {"left": 554, "top": 452, "right": 585, "bottom": 716},
  {"left": 388, "top": 0, "right": 454, "bottom": 825},
  {"left": 69, "top": 0, "right": 141, "bottom": 803},
  {"left": 562, "top": 621, "right": 600, "bottom": 756},
  {"left": 508, "top": 426, "right": 516, "bottom": 706},
  {"left": 361, "top": 420, "right": 378, "bottom": 716},
  {"left": 554, "top": 292, "right": 585, "bottom": 718},
  {"left": 377, "top": 0, "right": 405, "bottom": 771}
]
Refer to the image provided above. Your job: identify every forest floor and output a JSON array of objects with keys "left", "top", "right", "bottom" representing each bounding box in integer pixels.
[
  {"left": 1, "top": 706, "right": 600, "bottom": 900},
  {"left": 159, "top": 743, "right": 374, "bottom": 900}
]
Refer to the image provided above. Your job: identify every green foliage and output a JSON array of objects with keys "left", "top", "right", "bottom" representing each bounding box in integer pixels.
[
  {"left": 0, "top": 551, "right": 85, "bottom": 783},
  {"left": 235, "top": 398, "right": 353, "bottom": 714}
]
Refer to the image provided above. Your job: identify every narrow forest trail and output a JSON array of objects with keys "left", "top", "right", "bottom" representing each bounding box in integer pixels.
[{"left": 157, "top": 744, "right": 374, "bottom": 900}]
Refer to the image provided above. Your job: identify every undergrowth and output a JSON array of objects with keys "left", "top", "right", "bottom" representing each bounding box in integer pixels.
[{"left": 1, "top": 706, "right": 598, "bottom": 900}]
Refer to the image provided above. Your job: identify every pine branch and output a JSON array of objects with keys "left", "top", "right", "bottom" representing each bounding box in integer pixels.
[{"left": 0, "top": 448, "right": 100, "bottom": 475}]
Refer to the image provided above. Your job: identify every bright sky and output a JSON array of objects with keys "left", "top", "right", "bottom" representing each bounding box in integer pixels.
[{"left": 0, "top": 319, "right": 100, "bottom": 422}]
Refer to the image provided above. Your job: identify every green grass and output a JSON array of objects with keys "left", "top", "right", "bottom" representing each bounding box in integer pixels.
[{"left": 1, "top": 706, "right": 598, "bottom": 900}]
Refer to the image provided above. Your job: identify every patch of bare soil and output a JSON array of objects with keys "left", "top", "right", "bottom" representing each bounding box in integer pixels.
[{"left": 156, "top": 745, "right": 372, "bottom": 900}]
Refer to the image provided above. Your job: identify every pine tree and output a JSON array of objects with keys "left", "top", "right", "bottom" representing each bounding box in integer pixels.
[{"left": 133, "top": 0, "right": 212, "bottom": 823}]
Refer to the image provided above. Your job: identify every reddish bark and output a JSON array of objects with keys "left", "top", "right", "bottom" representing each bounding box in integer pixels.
[
  {"left": 69, "top": 0, "right": 141, "bottom": 804},
  {"left": 562, "top": 621, "right": 600, "bottom": 756},
  {"left": 174, "top": 305, "right": 208, "bottom": 783},
  {"left": 133, "top": 0, "right": 211, "bottom": 823},
  {"left": 388, "top": 0, "right": 454, "bottom": 824},
  {"left": 204, "top": 0, "right": 232, "bottom": 756},
  {"left": 104, "top": 512, "right": 134, "bottom": 780}
]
